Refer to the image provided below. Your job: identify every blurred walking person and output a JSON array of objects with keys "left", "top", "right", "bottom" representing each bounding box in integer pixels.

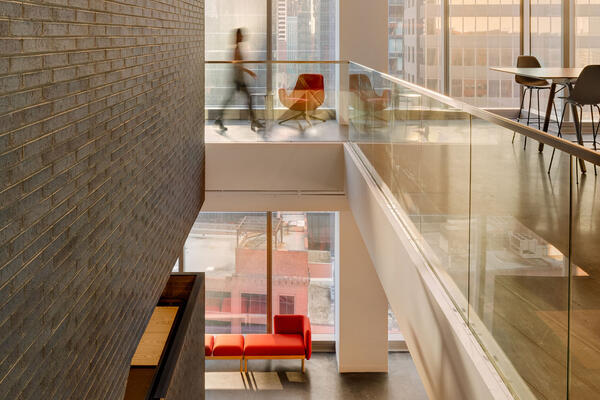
[{"left": 215, "top": 28, "right": 264, "bottom": 133}]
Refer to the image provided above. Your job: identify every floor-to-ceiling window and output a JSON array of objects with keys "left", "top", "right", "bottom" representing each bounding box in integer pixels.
[
  {"left": 206, "top": 0, "right": 337, "bottom": 113},
  {"left": 271, "top": 212, "right": 336, "bottom": 340},
  {"left": 388, "top": 0, "right": 443, "bottom": 90},
  {"left": 389, "top": 0, "right": 405, "bottom": 77},
  {"left": 387, "top": 0, "right": 581, "bottom": 112},
  {"left": 183, "top": 212, "right": 268, "bottom": 334},
  {"left": 530, "top": 0, "right": 562, "bottom": 68},
  {"left": 271, "top": 0, "right": 337, "bottom": 110},
  {"left": 417, "top": 0, "right": 443, "bottom": 91},
  {"left": 527, "top": 0, "right": 562, "bottom": 121},
  {"left": 205, "top": 1, "right": 267, "bottom": 109},
  {"left": 449, "top": 0, "right": 520, "bottom": 107},
  {"left": 182, "top": 212, "right": 336, "bottom": 340},
  {"left": 575, "top": 0, "right": 600, "bottom": 66}
]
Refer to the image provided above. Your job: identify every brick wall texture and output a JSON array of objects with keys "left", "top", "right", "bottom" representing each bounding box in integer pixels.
[{"left": 0, "top": 0, "right": 205, "bottom": 397}]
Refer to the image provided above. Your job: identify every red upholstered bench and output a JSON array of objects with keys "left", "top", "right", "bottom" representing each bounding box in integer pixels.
[
  {"left": 205, "top": 334, "right": 214, "bottom": 357},
  {"left": 243, "top": 315, "right": 312, "bottom": 372},
  {"left": 207, "top": 334, "right": 244, "bottom": 372}
]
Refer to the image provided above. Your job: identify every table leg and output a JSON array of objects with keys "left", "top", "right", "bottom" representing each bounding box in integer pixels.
[
  {"left": 567, "top": 82, "right": 587, "bottom": 174},
  {"left": 538, "top": 83, "right": 557, "bottom": 152}
]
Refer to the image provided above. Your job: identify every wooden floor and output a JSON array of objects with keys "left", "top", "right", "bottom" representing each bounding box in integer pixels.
[{"left": 353, "top": 116, "right": 600, "bottom": 400}]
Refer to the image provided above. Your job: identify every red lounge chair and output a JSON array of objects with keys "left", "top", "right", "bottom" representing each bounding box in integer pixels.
[
  {"left": 279, "top": 74, "right": 326, "bottom": 128},
  {"left": 243, "top": 315, "right": 312, "bottom": 372},
  {"left": 349, "top": 73, "right": 390, "bottom": 124}
]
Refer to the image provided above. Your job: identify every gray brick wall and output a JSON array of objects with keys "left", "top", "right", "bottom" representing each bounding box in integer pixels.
[{"left": 0, "top": 0, "right": 205, "bottom": 397}]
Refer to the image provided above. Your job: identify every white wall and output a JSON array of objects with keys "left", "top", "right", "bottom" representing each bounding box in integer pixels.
[{"left": 205, "top": 143, "right": 345, "bottom": 192}]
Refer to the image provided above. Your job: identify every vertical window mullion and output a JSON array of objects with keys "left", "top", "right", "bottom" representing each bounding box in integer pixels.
[
  {"left": 266, "top": 211, "right": 273, "bottom": 333},
  {"left": 442, "top": 0, "right": 450, "bottom": 95}
]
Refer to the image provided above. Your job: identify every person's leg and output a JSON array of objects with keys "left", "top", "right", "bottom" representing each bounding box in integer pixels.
[
  {"left": 240, "top": 82, "right": 256, "bottom": 122},
  {"left": 215, "top": 84, "right": 238, "bottom": 130},
  {"left": 241, "top": 82, "right": 264, "bottom": 131}
]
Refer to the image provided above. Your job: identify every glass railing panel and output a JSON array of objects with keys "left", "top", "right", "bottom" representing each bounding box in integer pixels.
[
  {"left": 345, "top": 61, "right": 600, "bottom": 400},
  {"left": 404, "top": 95, "right": 471, "bottom": 316},
  {"left": 205, "top": 61, "right": 345, "bottom": 142},
  {"left": 469, "top": 122, "right": 570, "bottom": 399},
  {"left": 348, "top": 63, "right": 394, "bottom": 180},
  {"left": 205, "top": 62, "right": 268, "bottom": 142},
  {"left": 348, "top": 63, "right": 472, "bottom": 318},
  {"left": 570, "top": 163, "right": 600, "bottom": 399}
]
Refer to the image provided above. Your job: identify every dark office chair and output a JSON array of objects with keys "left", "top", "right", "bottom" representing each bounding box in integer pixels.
[
  {"left": 513, "top": 55, "right": 561, "bottom": 148},
  {"left": 548, "top": 65, "right": 600, "bottom": 175}
]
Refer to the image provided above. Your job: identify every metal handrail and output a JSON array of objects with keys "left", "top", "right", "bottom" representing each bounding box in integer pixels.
[
  {"left": 349, "top": 61, "right": 600, "bottom": 167},
  {"left": 205, "top": 60, "right": 349, "bottom": 64}
]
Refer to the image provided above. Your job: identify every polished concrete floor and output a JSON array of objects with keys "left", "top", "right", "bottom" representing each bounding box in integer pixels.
[{"left": 205, "top": 353, "right": 428, "bottom": 400}]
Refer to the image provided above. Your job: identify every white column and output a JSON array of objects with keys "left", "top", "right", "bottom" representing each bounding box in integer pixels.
[
  {"left": 335, "top": 211, "right": 389, "bottom": 372},
  {"left": 336, "top": 0, "right": 389, "bottom": 125},
  {"left": 337, "top": 0, "right": 389, "bottom": 72}
]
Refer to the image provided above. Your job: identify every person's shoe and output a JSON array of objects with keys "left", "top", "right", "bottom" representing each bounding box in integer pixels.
[
  {"left": 215, "top": 119, "right": 227, "bottom": 133},
  {"left": 251, "top": 120, "right": 265, "bottom": 132}
]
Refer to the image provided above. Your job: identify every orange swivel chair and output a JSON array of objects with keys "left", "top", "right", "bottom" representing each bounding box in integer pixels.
[
  {"left": 349, "top": 74, "right": 390, "bottom": 123},
  {"left": 279, "top": 74, "right": 325, "bottom": 128}
]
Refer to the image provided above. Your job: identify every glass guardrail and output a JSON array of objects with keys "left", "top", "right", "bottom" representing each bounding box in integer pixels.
[
  {"left": 205, "top": 61, "right": 344, "bottom": 142},
  {"left": 347, "top": 61, "right": 600, "bottom": 400}
]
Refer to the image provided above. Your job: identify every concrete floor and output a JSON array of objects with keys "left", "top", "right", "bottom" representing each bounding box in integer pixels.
[{"left": 205, "top": 353, "right": 428, "bottom": 400}]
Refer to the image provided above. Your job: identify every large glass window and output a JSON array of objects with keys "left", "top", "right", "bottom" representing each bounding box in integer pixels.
[
  {"left": 272, "top": 0, "right": 336, "bottom": 61},
  {"left": 183, "top": 212, "right": 336, "bottom": 340},
  {"left": 528, "top": 0, "right": 562, "bottom": 122},
  {"left": 272, "top": 1, "right": 337, "bottom": 110},
  {"left": 531, "top": 0, "right": 562, "bottom": 68},
  {"left": 206, "top": 0, "right": 337, "bottom": 112},
  {"left": 272, "top": 212, "right": 336, "bottom": 340},
  {"left": 205, "top": 0, "right": 267, "bottom": 108},
  {"left": 394, "top": 0, "right": 443, "bottom": 90},
  {"left": 449, "top": 0, "right": 520, "bottom": 107},
  {"left": 389, "top": 0, "right": 405, "bottom": 76},
  {"left": 575, "top": 0, "right": 600, "bottom": 66},
  {"left": 183, "top": 212, "right": 267, "bottom": 334}
]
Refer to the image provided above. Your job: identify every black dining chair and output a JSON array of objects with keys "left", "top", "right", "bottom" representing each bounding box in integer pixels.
[
  {"left": 512, "top": 55, "right": 561, "bottom": 149},
  {"left": 548, "top": 65, "right": 600, "bottom": 175}
]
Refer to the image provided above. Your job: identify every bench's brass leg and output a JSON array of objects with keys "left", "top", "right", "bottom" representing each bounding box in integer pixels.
[
  {"left": 240, "top": 359, "right": 243, "bottom": 373},
  {"left": 302, "top": 359, "right": 305, "bottom": 373}
]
